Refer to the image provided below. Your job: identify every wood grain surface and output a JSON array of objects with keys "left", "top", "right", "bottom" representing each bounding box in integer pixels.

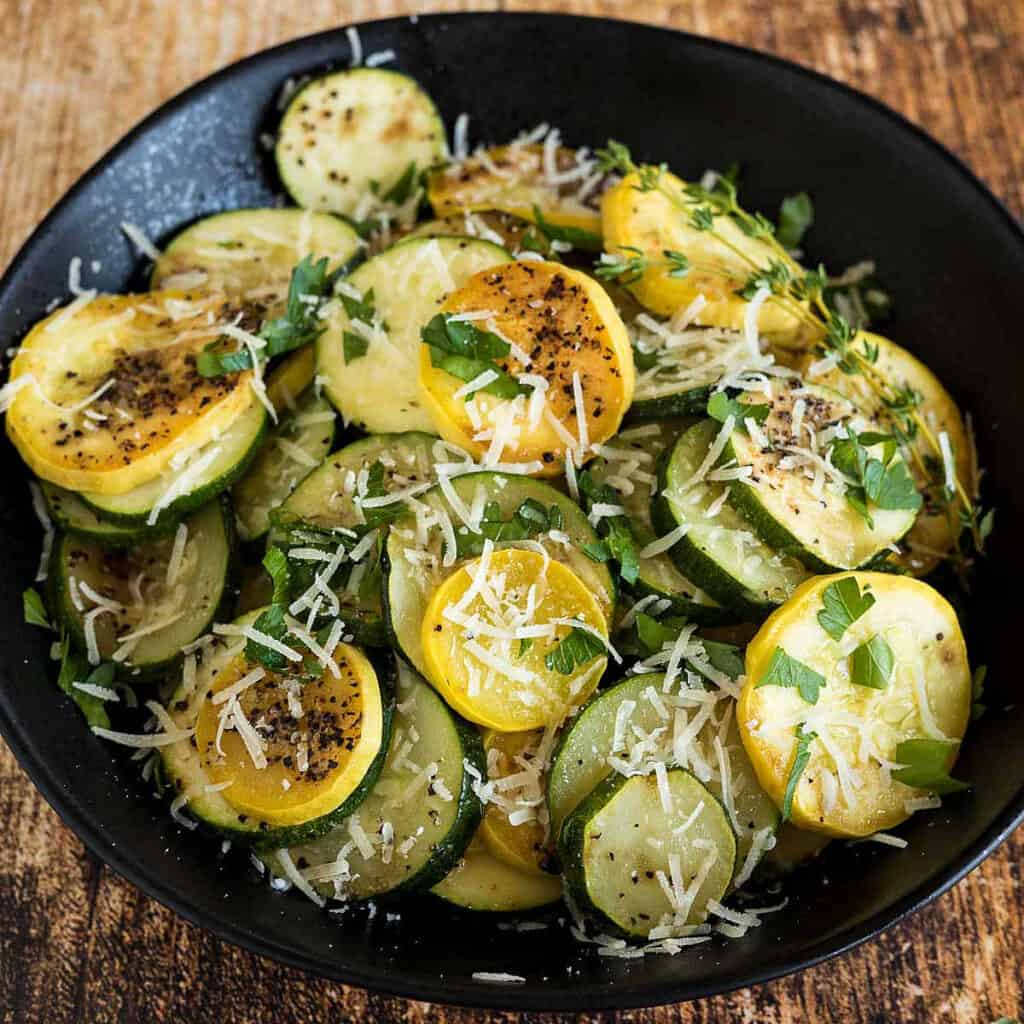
[{"left": 1, "top": 1, "right": 1022, "bottom": 1021}]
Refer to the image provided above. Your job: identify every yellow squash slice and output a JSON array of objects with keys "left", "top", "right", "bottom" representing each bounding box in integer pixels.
[
  {"left": 737, "top": 573, "right": 971, "bottom": 838},
  {"left": 420, "top": 547, "right": 607, "bottom": 731},
  {"left": 418, "top": 260, "right": 635, "bottom": 476},
  {"left": 427, "top": 144, "right": 604, "bottom": 237},
  {"left": 195, "top": 643, "right": 384, "bottom": 827},
  {"left": 801, "top": 332, "right": 972, "bottom": 576},
  {"left": 601, "top": 170, "right": 809, "bottom": 341},
  {"left": 478, "top": 729, "right": 555, "bottom": 876},
  {"left": 6, "top": 292, "right": 255, "bottom": 495}
]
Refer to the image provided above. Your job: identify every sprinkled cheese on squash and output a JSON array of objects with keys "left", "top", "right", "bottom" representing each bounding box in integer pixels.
[
  {"left": 6, "top": 292, "right": 255, "bottom": 495},
  {"left": 420, "top": 547, "right": 607, "bottom": 731},
  {"left": 417, "top": 260, "right": 635, "bottom": 476},
  {"left": 195, "top": 642, "right": 384, "bottom": 827},
  {"left": 737, "top": 572, "right": 970, "bottom": 837}
]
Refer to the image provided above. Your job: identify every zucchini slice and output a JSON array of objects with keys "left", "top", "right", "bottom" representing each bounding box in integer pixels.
[
  {"left": 478, "top": 728, "right": 556, "bottom": 875},
  {"left": 231, "top": 388, "right": 335, "bottom": 541},
  {"left": 269, "top": 431, "right": 439, "bottom": 645},
  {"left": 41, "top": 482, "right": 175, "bottom": 546},
  {"left": 547, "top": 672, "right": 779, "bottom": 882},
  {"left": 601, "top": 170, "right": 808, "bottom": 342},
  {"left": 432, "top": 834, "right": 563, "bottom": 912},
  {"left": 801, "top": 332, "right": 971, "bottom": 576},
  {"left": 54, "top": 498, "right": 233, "bottom": 672},
  {"left": 317, "top": 236, "right": 510, "bottom": 434},
  {"left": 417, "top": 260, "right": 635, "bottom": 477},
  {"left": 383, "top": 470, "right": 615, "bottom": 681},
  {"left": 737, "top": 572, "right": 971, "bottom": 837},
  {"left": 275, "top": 68, "right": 446, "bottom": 216},
  {"left": 723, "top": 379, "right": 919, "bottom": 571},
  {"left": 628, "top": 323, "right": 753, "bottom": 421},
  {"left": 79, "top": 399, "right": 267, "bottom": 528},
  {"left": 427, "top": 143, "right": 605, "bottom": 241},
  {"left": 653, "top": 420, "right": 810, "bottom": 618},
  {"left": 267, "top": 348, "right": 316, "bottom": 415},
  {"left": 267, "top": 663, "right": 485, "bottom": 900},
  {"left": 559, "top": 769, "right": 736, "bottom": 937},
  {"left": 6, "top": 292, "right": 257, "bottom": 496},
  {"left": 420, "top": 548, "right": 608, "bottom": 731},
  {"left": 162, "top": 614, "right": 393, "bottom": 847},
  {"left": 151, "top": 208, "right": 362, "bottom": 317},
  {"left": 588, "top": 420, "right": 729, "bottom": 624}
]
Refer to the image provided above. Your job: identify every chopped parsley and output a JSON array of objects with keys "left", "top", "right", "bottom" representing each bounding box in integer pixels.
[
  {"left": 756, "top": 647, "right": 827, "bottom": 704},
  {"left": 817, "top": 576, "right": 876, "bottom": 640}
]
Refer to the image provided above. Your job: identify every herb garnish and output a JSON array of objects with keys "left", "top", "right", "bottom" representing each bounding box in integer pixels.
[
  {"left": 849, "top": 634, "right": 894, "bottom": 689},
  {"left": 530, "top": 206, "right": 603, "bottom": 252},
  {"left": 23, "top": 587, "right": 50, "bottom": 629},
  {"left": 782, "top": 723, "right": 817, "bottom": 821},
  {"left": 421, "top": 313, "right": 530, "bottom": 399},
  {"left": 246, "top": 549, "right": 298, "bottom": 671},
  {"left": 891, "top": 738, "right": 968, "bottom": 794},
  {"left": 576, "top": 470, "right": 640, "bottom": 584},
  {"left": 545, "top": 625, "right": 606, "bottom": 675},
  {"left": 198, "top": 255, "right": 338, "bottom": 377},
  {"left": 777, "top": 192, "right": 814, "bottom": 250},
  {"left": 706, "top": 390, "right": 770, "bottom": 428},
  {"left": 593, "top": 139, "right": 991, "bottom": 576},
  {"left": 817, "top": 576, "right": 876, "bottom": 640},
  {"left": 56, "top": 634, "right": 111, "bottom": 729},
  {"left": 456, "top": 499, "right": 564, "bottom": 558},
  {"left": 756, "top": 647, "right": 827, "bottom": 704},
  {"left": 829, "top": 430, "right": 922, "bottom": 527}
]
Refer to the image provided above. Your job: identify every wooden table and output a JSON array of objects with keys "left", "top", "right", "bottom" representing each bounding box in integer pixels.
[{"left": 1, "top": 2, "right": 1022, "bottom": 1021}]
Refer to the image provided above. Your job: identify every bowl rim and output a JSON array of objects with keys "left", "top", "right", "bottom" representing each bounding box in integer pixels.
[{"left": 1, "top": 11, "right": 1022, "bottom": 1012}]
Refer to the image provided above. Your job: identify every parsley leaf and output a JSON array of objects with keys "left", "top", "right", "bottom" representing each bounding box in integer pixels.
[
  {"left": 777, "top": 192, "right": 814, "bottom": 250},
  {"left": 627, "top": 614, "right": 744, "bottom": 682},
  {"left": 23, "top": 587, "right": 50, "bottom": 629},
  {"left": 246, "top": 549, "right": 298, "bottom": 671},
  {"left": 343, "top": 330, "right": 369, "bottom": 363},
  {"left": 706, "top": 390, "right": 770, "bottom": 428},
  {"left": 782, "top": 724, "right": 817, "bottom": 821},
  {"left": 545, "top": 626, "right": 606, "bottom": 675},
  {"left": 864, "top": 455, "right": 921, "bottom": 510},
  {"left": 756, "top": 646, "right": 827, "bottom": 704},
  {"left": 891, "top": 738, "right": 969, "bottom": 794},
  {"left": 850, "top": 634, "right": 894, "bottom": 689},
  {"left": 360, "top": 460, "right": 411, "bottom": 528},
  {"left": 816, "top": 576, "right": 876, "bottom": 640},
  {"left": 829, "top": 431, "right": 922, "bottom": 524},
  {"left": 198, "top": 255, "right": 336, "bottom": 377},
  {"left": 262, "top": 546, "right": 291, "bottom": 605},
  {"left": 455, "top": 499, "right": 564, "bottom": 558},
  {"left": 518, "top": 638, "right": 533, "bottom": 658},
  {"left": 531, "top": 205, "right": 603, "bottom": 252},
  {"left": 339, "top": 285, "right": 378, "bottom": 325},
  {"left": 421, "top": 313, "right": 529, "bottom": 399},
  {"left": 576, "top": 469, "right": 640, "bottom": 584},
  {"left": 382, "top": 161, "right": 419, "bottom": 205},
  {"left": 56, "top": 634, "right": 111, "bottom": 729}
]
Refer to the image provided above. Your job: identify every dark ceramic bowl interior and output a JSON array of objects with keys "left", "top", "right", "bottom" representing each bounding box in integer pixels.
[{"left": 0, "top": 13, "right": 1021, "bottom": 1012}]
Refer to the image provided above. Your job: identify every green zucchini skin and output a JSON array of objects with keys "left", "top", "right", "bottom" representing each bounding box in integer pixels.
[
  {"left": 625, "top": 385, "right": 713, "bottom": 424},
  {"left": 650, "top": 470, "right": 775, "bottom": 622},
  {"left": 381, "top": 470, "right": 616, "bottom": 678},
  {"left": 53, "top": 496, "right": 236, "bottom": 679},
  {"left": 80, "top": 401, "right": 269, "bottom": 528},
  {"left": 558, "top": 768, "right": 735, "bottom": 939},
  {"left": 41, "top": 482, "right": 177, "bottom": 547},
  {"left": 163, "top": 645, "right": 397, "bottom": 850},
  {"left": 264, "top": 667, "right": 484, "bottom": 898}
]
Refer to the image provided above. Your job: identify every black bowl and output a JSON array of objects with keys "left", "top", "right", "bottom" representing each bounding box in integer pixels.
[{"left": 1, "top": 13, "right": 1021, "bottom": 1012}]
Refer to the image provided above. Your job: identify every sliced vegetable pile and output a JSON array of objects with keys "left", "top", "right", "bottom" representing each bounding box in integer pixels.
[{"left": 5, "top": 59, "right": 992, "bottom": 960}]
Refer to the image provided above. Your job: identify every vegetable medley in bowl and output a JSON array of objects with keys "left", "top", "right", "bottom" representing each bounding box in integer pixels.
[{"left": 4, "top": 59, "right": 991, "bottom": 961}]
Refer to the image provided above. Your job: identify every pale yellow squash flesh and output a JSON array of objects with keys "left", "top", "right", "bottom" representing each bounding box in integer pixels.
[
  {"left": 6, "top": 292, "right": 255, "bottom": 495},
  {"left": 601, "top": 170, "right": 810, "bottom": 343},
  {"left": 418, "top": 260, "right": 635, "bottom": 476},
  {"left": 478, "top": 729, "right": 554, "bottom": 876},
  {"left": 737, "top": 573, "right": 970, "bottom": 838},
  {"left": 420, "top": 548, "right": 607, "bottom": 731},
  {"left": 801, "top": 332, "right": 972, "bottom": 576},
  {"left": 427, "top": 144, "right": 603, "bottom": 235},
  {"left": 195, "top": 644, "right": 383, "bottom": 827}
]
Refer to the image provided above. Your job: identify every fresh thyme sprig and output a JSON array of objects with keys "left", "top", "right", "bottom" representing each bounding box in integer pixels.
[{"left": 595, "top": 139, "right": 991, "bottom": 569}]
